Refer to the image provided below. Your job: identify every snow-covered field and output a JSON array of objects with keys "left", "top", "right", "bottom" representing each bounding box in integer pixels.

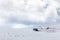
[{"left": 0, "top": 27, "right": 60, "bottom": 40}]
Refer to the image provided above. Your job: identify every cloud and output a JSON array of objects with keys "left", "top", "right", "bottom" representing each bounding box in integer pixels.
[
  {"left": 0, "top": 17, "right": 6, "bottom": 25},
  {"left": 12, "top": 23, "right": 33, "bottom": 28},
  {"left": 0, "top": 0, "right": 60, "bottom": 28},
  {"left": 57, "top": 8, "right": 60, "bottom": 16},
  {"left": 12, "top": 23, "right": 28, "bottom": 28}
]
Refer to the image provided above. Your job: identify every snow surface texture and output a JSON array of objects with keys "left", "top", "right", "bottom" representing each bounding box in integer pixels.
[
  {"left": 0, "top": 0, "right": 60, "bottom": 28},
  {"left": 0, "top": 27, "right": 60, "bottom": 40}
]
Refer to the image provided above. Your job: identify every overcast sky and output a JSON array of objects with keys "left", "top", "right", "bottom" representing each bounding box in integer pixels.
[{"left": 0, "top": 0, "right": 60, "bottom": 28}]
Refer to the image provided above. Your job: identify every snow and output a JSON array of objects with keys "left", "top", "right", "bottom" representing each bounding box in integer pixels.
[{"left": 0, "top": 27, "right": 60, "bottom": 40}]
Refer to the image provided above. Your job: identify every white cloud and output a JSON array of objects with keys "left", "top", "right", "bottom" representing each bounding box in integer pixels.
[
  {"left": 12, "top": 23, "right": 33, "bottom": 28},
  {"left": 0, "top": 17, "right": 6, "bottom": 25},
  {"left": 0, "top": 0, "right": 60, "bottom": 28},
  {"left": 12, "top": 23, "right": 27, "bottom": 28}
]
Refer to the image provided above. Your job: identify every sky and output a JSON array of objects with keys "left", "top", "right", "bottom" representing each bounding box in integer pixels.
[{"left": 0, "top": 0, "right": 60, "bottom": 28}]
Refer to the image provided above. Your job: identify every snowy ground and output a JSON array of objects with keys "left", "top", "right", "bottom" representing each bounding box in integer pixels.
[{"left": 0, "top": 27, "right": 60, "bottom": 40}]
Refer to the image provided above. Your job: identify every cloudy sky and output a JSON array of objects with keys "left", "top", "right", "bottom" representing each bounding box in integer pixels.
[{"left": 0, "top": 0, "right": 60, "bottom": 28}]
